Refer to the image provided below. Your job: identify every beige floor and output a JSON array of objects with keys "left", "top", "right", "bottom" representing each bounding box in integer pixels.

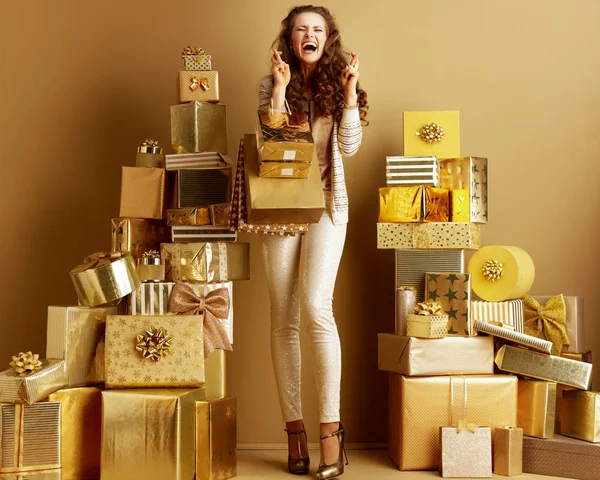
[{"left": 237, "top": 449, "right": 570, "bottom": 479}]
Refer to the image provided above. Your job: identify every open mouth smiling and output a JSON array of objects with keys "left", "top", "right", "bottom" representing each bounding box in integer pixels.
[{"left": 302, "top": 42, "right": 318, "bottom": 53}]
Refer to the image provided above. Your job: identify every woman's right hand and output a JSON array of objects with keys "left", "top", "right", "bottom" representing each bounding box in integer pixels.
[{"left": 271, "top": 49, "right": 291, "bottom": 88}]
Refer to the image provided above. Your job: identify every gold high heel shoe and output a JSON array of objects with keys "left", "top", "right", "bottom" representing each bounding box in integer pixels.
[
  {"left": 284, "top": 423, "right": 310, "bottom": 475},
  {"left": 316, "top": 423, "right": 348, "bottom": 480}
]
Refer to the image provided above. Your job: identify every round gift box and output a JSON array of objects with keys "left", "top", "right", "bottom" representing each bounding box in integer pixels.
[{"left": 468, "top": 245, "right": 535, "bottom": 302}]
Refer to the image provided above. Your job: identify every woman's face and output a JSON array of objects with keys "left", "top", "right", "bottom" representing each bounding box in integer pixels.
[{"left": 290, "top": 12, "right": 328, "bottom": 65}]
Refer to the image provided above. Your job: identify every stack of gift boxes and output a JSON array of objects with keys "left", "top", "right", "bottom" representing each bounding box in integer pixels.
[
  {"left": 377, "top": 111, "right": 599, "bottom": 479},
  {"left": 0, "top": 46, "right": 247, "bottom": 480}
]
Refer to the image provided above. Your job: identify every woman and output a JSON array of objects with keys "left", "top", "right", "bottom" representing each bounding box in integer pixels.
[{"left": 258, "top": 5, "right": 368, "bottom": 479}]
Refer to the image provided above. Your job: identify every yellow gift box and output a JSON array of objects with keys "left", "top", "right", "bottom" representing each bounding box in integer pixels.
[
  {"left": 423, "top": 186, "right": 449, "bottom": 222},
  {"left": 405, "top": 313, "right": 448, "bottom": 338},
  {"left": 48, "top": 387, "right": 102, "bottom": 480},
  {"left": 561, "top": 390, "right": 600, "bottom": 443},
  {"left": 0, "top": 359, "right": 67, "bottom": 404},
  {"left": 440, "top": 157, "right": 488, "bottom": 223},
  {"left": 494, "top": 427, "right": 523, "bottom": 476},
  {"left": 179, "top": 70, "right": 219, "bottom": 103},
  {"left": 378, "top": 185, "right": 423, "bottom": 223},
  {"left": 403, "top": 110, "right": 460, "bottom": 159},
  {"left": 196, "top": 397, "right": 237, "bottom": 480},
  {"left": 171, "top": 102, "right": 227, "bottom": 154},
  {"left": 388, "top": 374, "right": 517, "bottom": 471},
  {"left": 105, "top": 315, "right": 204, "bottom": 388},
  {"left": 377, "top": 222, "right": 480, "bottom": 250},
  {"left": 425, "top": 272, "right": 472, "bottom": 336},
  {"left": 439, "top": 426, "right": 492, "bottom": 478},
  {"left": 101, "top": 388, "right": 205, "bottom": 480},
  {"left": 119, "top": 166, "right": 166, "bottom": 220},
  {"left": 167, "top": 207, "right": 211, "bottom": 226},
  {"left": 110, "top": 218, "right": 169, "bottom": 260},
  {"left": 518, "top": 379, "right": 557, "bottom": 438}
]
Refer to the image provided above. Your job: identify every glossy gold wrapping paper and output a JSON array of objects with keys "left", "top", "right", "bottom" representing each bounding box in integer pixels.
[
  {"left": 196, "top": 397, "right": 237, "bottom": 480},
  {"left": 403, "top": 111, "right": 460, "bottom": 159},
  {"left": 388, "top": 374, "right": 517, "bottom": 471},
  {"left": 0, "top": 360, "right": 67, "bottom": 404},
  {"left": 137, "top": 263, "right": 165, "bottom": 282},
  {"left": 471, "top": 299, "right": 524, "bottom": 333},
  {"left": 178, "top": 70, "right": 219, "bottom": 103},
  {"left": 425, "top": 272, "right": 472, "bottom": 336},
  {"left": 439, "top": 426, "right": 492, "bottom": 478},
  {"left": 46, "top": 305, "right": 118, "bottom": 387},
  {"left": 517, "top": 379, "right": 556, "bottom": 438},
  {"left": 257, "top": 111, "right": 315, "bottom": 162},
  {"left": 119, "top": 167, "right": 166, "bottom": 219},
  {"left": 533, "top": 295, "right": 585, "bottom": 354},
  {"left": 377, "top": 334, "right": 494, "bottom": 376},
  {"left": 167, "top": 207, "right": 210, "bottom": 226},
  {"left": 0, "top": 402, "right": 61, "bottom": 476},
  {"left": 449, "top": 189, "right": 470, "bottom": 222},
  {"left": 377, "top": 222, "right": 480, "bottom": 250},
  {"left": 385, "top": 156, "right": 440, "bottom": 186},
  {"left": 209, "top": 203, "right": 231, "bottom": 226},
  {"left": 423, "top": 186, "right": 449, "bottom": 222},
  {"left": 258, "top": 158, "right": 312, "bottom": 178},
  {"left": 105, "top": 315, "right": 204, "bottom": 388},
  {"left": 101, "top": 388, "right": 205, "bottom": 480},
  {"left": 205, "top": 349, "right": 227, "bottom": 398},
  {"left": 561, "top": 390, "right": 600, "bottom": 443},
  {"left": 494, "top": 427, "right": 523, "bottom": 476},
  {"left": 405, "top": 314, "right": 447, "bottom": 338},
  {"left": 440, "top": 157, "right": 488, "bottom": 223},
  {"left": 110, "top": 218, "right": 169, "bottom": 260},
  {"left": 48, "top": 387, "right": 102, "bottom": 479},
  {"left": 474, "top": 320, "right": 553, "bottom": 354},
  {"left": 170, "top": 102, "right": 227, "bottom": 154},
  {"left": 161, "top": 242, "right": 250, "bottom": 282},
  {"left": 495, "top": 345, "right": 592, "bottom": 390},
  {"left": 378, "top": 185, "right": 423, "bottom": 223}
]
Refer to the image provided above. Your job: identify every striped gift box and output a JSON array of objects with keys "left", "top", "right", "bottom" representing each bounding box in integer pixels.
[
  {"left": 171, "top": 225, "right": 237, "bottom": 242},
  {"left": 178, "top": 168, "right": 232, "bottom": 208},
  {"left": 165, "top": 152, "right": 230, "bottom": 171},
  {"left": 386, "top": 156, "right": 440, "bottom": 186},
  {"left": 474, "top": 320, "right": 552, "bottom": 354},
  {"left": 471, "top": 299, "right": 524, "bottom": 332}
]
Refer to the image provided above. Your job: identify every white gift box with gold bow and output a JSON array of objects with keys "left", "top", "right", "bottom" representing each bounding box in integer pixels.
[{"left": 179, "top": 71, "right": 219, "bottom": 103}]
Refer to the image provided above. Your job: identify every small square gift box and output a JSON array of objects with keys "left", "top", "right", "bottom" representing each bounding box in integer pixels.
[
  {"left": 171, "top": 102, "right": 227, "bottom": 154},
  {"left": 406, "top": 301, "right": 448, "bottom": 338},
  {"left": 403, "top": 110, "right": 460, "bottom": 159},
  {"left": 425, "top": 272, "right": 471, "bottom": 336},
  {"left": 378, "top": 185, "right": 449, "bottom": 223},
  {"left": 137, "top": 249, "right": 165, "bottom": 283},
  {"left": 181, "top": 45, "right": 212, "bottom": 71},
  {"left": 179, "top": 70, "right": 219, "bottom": 103},
  {"left": 136, "top": 138, "right": 165, "bottom": 168}
]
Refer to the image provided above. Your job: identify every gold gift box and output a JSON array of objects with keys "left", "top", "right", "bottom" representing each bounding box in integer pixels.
[
  {"left": 183, "top": 53, "right": 212, "bottom": 71},
  {"left": 46, "top": 305, "right": 117, "bottom": 387},
  {"left": 105, "top": 315, "right": 204, "bottom": 388},
  {"left": 439, "top": 426, "right": 492, "bottom": 478},
  {"left": 561, "top": 390, "right": 600, "bottom": 443},
  {"left": 423, "top": 186, "right": 449, "bottom": 222},
  {"left": 244, "top": 134, "right": 325, "bottom": 224},
  {"left": 377, "top": 222, "right": 480, "bottom": 250},
  {"left": 405, "top": 313, "right": 447, "bottom": 338},
  {"left": 178, "top": 167, "right": 232, "bottom": 208},
  {"left": 440, "top": 157, "right": 488, "bottom": 223},
  {"left": 388, "top": 374, "right": 517, "bottom": 471},
  {"left": 179, "top": 70, "right": 219, "bottom": 103},
  {"left": 403, "top": 110, "right": 460, "bottom": 159},
  {"left": 171, "top": 225, "right": 237, "bottom": 242},
  {"left": 495, "top": 345, "right": 592, "bottom": 390},
  {"left": 48, "top": 387, "right": 102, "bottom": 480},
  {"left": 385, "top": 156, "right": 440, "bottom": 186},
  {"left": 532, "top": 295, "right": 585, "bottom": 354},
  {"left": 111, "top": 218, "right": 169, "bottom": 260},
  {"left": 377, "top": 334, "right": 494, "bottom": 376},
  {"left": 494, "top": 427, "right": 523, "bottom": 476},
  {"left": 0, "top": 402, "right": 61, "bottom": 476},
  {"left": 171, "top": 102, "right": 227, "bottom": 154},
  {"left": 0, "top": 359, "right": 67, "bottom": 404},
  {"left": 471, "top": 299, "right": 524, "bottom": 332},
  {"left": 474, "top": 320, "right": 553, "bottom": 354},
  {"left": 378, "top": 185, "right": 423, "bottom": 223},
  {"left": 425, "top": 272, "right": 472, "bottom": 336},
  {"left": 119, "top": 166, "right": 166, "bottom": 219},
  {"left": 205, "top": 349, "right": 227, "bottom": 398},
  {"left": 518, "top": 379, "right": 556, "bottom": 438},
  {"left": 161, "top": 242, "right": 250, "bottom": 282},
  {"left": 167, "top": 207, "right": 211, "bottom": 226},
  {"left": 196, "top": 397, "right": 237, "bottom": 480},
  {"left": 210, "top": 203, "right": 230, "bottom": 226},
  {"left": 101, "top": 388, "right": 205, "bottom": 480}
]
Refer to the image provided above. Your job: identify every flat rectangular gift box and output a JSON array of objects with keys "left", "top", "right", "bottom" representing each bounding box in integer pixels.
[
  {"left": 165, "top": 152, "right": 229, "bottom": 171},
  {"left": 474, "top": 320, "right": 553, "bottom": 354},
  {"left": 385, "top": 156, "right": 439, "bottom": 186},
  {"left": 0, "top": 359, "right": 67, "bottom": 404},
  {"left": 171, "top": 102, "right": 227, "bottom": 154},
  {"left": 167, "top": 207, "right": 211, "bottom": 226},
  {"left": 111, "top": 218, "right": 169, "bottom": 260},
  {"left": 377, "top": 222, "right": 480, "bottom": 250},
  {"left": 439, "top": 157, "right": 488, "bottom": 223},
  {"left": 179, "top": 70, "right": 219, "bottom": 103},
  {"left": 171, "top": 225, "right": 238, "bottom": 243}
]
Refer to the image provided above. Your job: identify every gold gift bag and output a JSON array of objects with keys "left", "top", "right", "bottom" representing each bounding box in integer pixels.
[
  {"left": 171, "top": 102, "right": 227, "bottom": 154},
  {"left": 517, "top": 379, "right": 556, "bottom": 438},
  {"left": 119, "top": 166, "right": 166, "bottom": 219},
  {"left": 439, "top": 426, "right": 492, "bottom": 478},
  {"left": 403, "top": 111, "right": 460, "bottom": 159},
  {"left": 179, "top": 71, "right": 219, "bottom": 103}
]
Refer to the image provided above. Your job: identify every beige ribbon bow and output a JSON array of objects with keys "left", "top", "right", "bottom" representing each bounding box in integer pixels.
[
  {"left": 71, "top": 251, "right": 124, "bottom": 273},
  {"left": 523, "top": 294, "right": 569, "bottom": 355},
  {"left": 456, "top": 418, "right": 478, "bottom": 434},
  {"left": 169, "top": 282, "right": 232, "bottom": 358}
]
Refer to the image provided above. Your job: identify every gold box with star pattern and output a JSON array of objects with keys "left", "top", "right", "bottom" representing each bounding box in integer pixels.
[
  {"left": 104, "top": 315, "right": 204, "bottom": 388},
  {"left": 425, "top": 272, "right": 472, "bottom": 336},
  {"left": 196, "top": 397, "right": 237, "bottom": 480},
  {"left": 440, "top": 157, "right": 488, "bottom": 223}
]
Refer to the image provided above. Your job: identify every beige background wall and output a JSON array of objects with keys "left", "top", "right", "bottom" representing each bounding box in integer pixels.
[{"left": 1, "top": 0, "right": 599, "bottom": 446}]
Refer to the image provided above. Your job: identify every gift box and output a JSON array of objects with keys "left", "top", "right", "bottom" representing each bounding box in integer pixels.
[
  {"left": 406, "top": 313, "right": 448, "bottom": 338},
  {"left": 395, "top": 287, "right": 416, "bottom": 335},
  {"left": 377, "top": 334, "right": 494, "bottom": 376},
  {"left": 171, "top": 225, "right": 238, "bottom": 242},
  {"left": 471, "top": 299, "right": 524, "bottom": 332},
  {"left": 196, "top": 397, "right": 237, "bottom": 480},
  {"left": 395, "top": 250, "right": 464, "bottom": 301},
  {"left": 171, "top": 102, "right": 227, "bottom": 154},
  {"left": 48, "top": 387, "right": 102, "bottom": 480},
  {"left": 528, "top": 295, "right": 584, "bottom": 354},
  {"left": 244, "top": 134, "right": 325, "bottom": 224},
  {"left": 494, "top": 426, "right": 523, "bottom": 476},
  {"left": 377, "top": 222, "right": 480, "bottom": 250},
  {"left": 388, "top": 374, "right": 517, "bottom": 471},
  {"left": 161, "top": 242, "right": 250, "bottom": 282},
  {"left": 205, "top": 348, "right": 227, "bottom": 398},
  {"left": 136, "top": 251, "right": 165, "bottom": 283},
  {"left": 101, "top": 388, "right": 205, "bottom": 480},
  {"left": 518, "top": 379, "right": 556, "bottom": 438},
  {"left": 425, "top": 272, "right": 472, "bottom": 336},
  {"left": 136, "top": 139, "right": 165, "bottom": 168},
  {"left": 561, "top": 390, "right": 600, "bottom": 443},
  {"left": 209, "top": 203, "right": 230, "bottom": 226},
  {"left": 46, "top": 305, "right": 118, "bottom": 387},
  {"left": 165, "top": 151, "right": 229, "bottom": 170},
  {"left": 403, "top": 110, "right": 460, "bottom": 159},
  {"left": 439, "top": 426, "right": 492, "bottom": 478},
  {"left": 440, "top": 157, "right": 488, "bottom": 223},
  {"left": 70, "top": 252, "right": 140, "bottom": 307},
  {"left": 167, "top": 207, "right": 211, "bottom": 226},
  {"left": 0, "top": 402, "right": 61, "bottom": 476},
  {"left": 181, "top": 46, "right": 212, "bottom": 71},
  {"left": 119, "top": 166, "right": 166, "bottom": 219},
  {"left": 468, "top": 245, "right": 535, "bottom": 302},
  {"left": 179, "top": 70, "right": 219, "bottom": 103},
  {"left": 111, "top": 218, "right": 169, "bottom": 260},
  {"left": 0, "top": 359, "right": 67, "bottom": 404},
  {"left": 423, "top": 186, "right": 449, "bottom": 222},
  {"left": 178, "top": 167, "right": 232, "bottom": 208},
  {"left": 523, "top": 435, "right": 600, "bottom": 479},
  {"left": 495, "top": 345, "right": 592, "bottom": 390},
  {"left": 474, "top": 320, "right": 553, "bottom": 354},
  {"left": 378, "top": 185, "right": 423, "bottom": 223},
  {"left": 105, "top": 315, "right": 204, "bottom": 388},
  {"left": 385, "top": 156, "right": 439, "bottom": 186}
]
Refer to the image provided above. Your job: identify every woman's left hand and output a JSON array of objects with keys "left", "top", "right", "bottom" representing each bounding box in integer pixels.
[{"left": 341, "top": 52, "right": 359, "bottom": 105}]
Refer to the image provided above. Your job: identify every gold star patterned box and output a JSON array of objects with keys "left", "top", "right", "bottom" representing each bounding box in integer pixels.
[
  {"left": 403, "top": 111, "right": 460, "bottom": 159},
  {"left": 440, "top": 157, "right": 488, "bottom": 223},
  {"left": 425, "top": 272, "right": 472, "bottom": 336}
]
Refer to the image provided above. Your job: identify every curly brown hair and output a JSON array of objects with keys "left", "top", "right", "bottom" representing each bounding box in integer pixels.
[{"left": 272, "top": 5, "right": 368, "bottom": 125}]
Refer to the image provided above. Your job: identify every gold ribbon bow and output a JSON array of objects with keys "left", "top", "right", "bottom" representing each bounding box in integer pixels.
[
  {"left": 182, "top": 45, "right": 205, "bottom": 57},
  {"left": 189, "top": 76, "right": 210, "bottom": 92},
  {"left": 168, "top": 282, "right": 232, "bottom": 358},
  {"left": 71, "top": 251, "right": 124, "bottom": 273},
  {"left": 415, "top": 123, "right": 445, "bottom": 144},
  {"left": 414, "top": 301, "right": 445, "bottom": 316},
  {"left": 136, "top": 326, "right": 173, "bottom": 362},
  {"left": 523, "top": 294, "right": 569, "bottom": 355},
  {"left": 10, "top": 351, "right": 43, "bottom": 375},
  {"left": 456, "top": 418, "right": 478, "bottom": 434},
  {"left": 142, "top": 138, "right": 159, "bottom": 147}
]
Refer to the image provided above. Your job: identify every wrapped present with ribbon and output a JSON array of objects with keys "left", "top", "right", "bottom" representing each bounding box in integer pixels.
[
  {"left": 494, "top": 427, "right": 523, "bottom": 476},
  {"left": 377, "top": 222, "right": 480, "bottom": 250},
  {"left": 405, "top": 301, "right": 448, "bottom": 338},
  {"left": 111, "top": 218, "right": 169, "bottom": 260},
  {"left": 439, "top": 424, "right": 492, "bottom": 477},
  {"left": 196, "top": 397, "right": 237, "bottom": 480},
  {"left": 425, "top": 272, "right": 472, "bottom": 336},
  {"left": 388, "top": 374, "right": 517, "bottom": 471},
  {"left": 403, "top": 110, "right": 460, "bottom": 159},
  {"left": 48, "top": 387, "right": 102, "bottom": 480},
  {"left": 523, "top": 294, "right": 569, "bottom": 355},
  {"left": 171, "top": 102, "right": 227, "bottom": 154},
  {"left": 561, "top": 390, "right": 600, "bottom": 443},
  {"left": 70, "top": 251, "right": 140, "bottom": 307},
  {"left": 136, "top": 138, "right": 165, "bottom": 168},
  {"left": 137, "top": 249, "right": 165, "bottom": 283},
  {"left": 102, "top": 388, "right": 205, "bottom": 479},
  {"left": 528, "top": 295, "right": 584, "bottom": 354},
  {"left": 385, "top": 155, "right": 440, "bottom": 186},
  {"left": 46, "top": 305, "right": 117, "bottom": 387},
  {"left": 0, "top": 402, "right": 61, "bottom": 476},
  {"left": 471, "top": 299, "right": 524, "bottom": 332},
  {"left": 378, "top": 185, "right": 424, "bottom": 223},
  {"left": 468, "top": 245, "right": 535, "bottom": 302},
  {"left": 518, "top": 379, "right": 557, "bottom": 438},
  {"left": 179, "top": 70, "right": 219, "bottom": 103},
  {"left": 178, "top": 167, "right": 232, "bottom": 208},
  {"left": 167, "top": 207, "right": 211, "bottom": 226},
  {"left": 440, "top": 157, "right": 488, "bottom": 223},
  {"left": 473, "top": 319, "right": 553, "bottom": 354},
  {"left": 119, "top": 166, "right": 167, "bottom": 219},
  {"left": 0, "top": 357, "right": 67, "bottom": 404},
  {"left": 181, "top": 45, "right": 212, "bottom": 71}
]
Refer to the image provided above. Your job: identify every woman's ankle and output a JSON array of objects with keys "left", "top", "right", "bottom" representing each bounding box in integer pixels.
[{"left": 320, "top": 421, "right": 340, "bottom": 437}]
